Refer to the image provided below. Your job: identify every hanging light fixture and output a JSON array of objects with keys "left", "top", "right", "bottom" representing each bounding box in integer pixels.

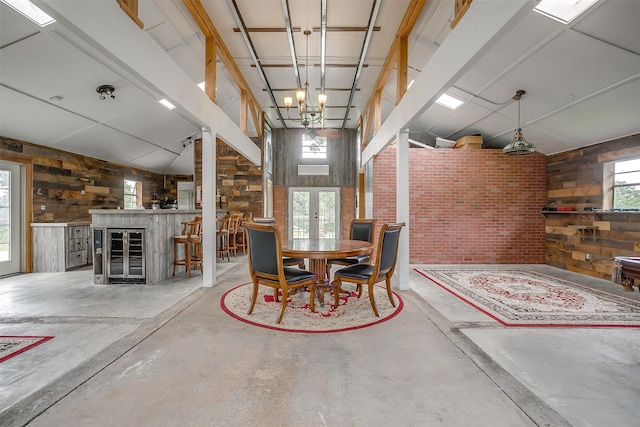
[
  {"left": 503, "top": 89, "right": 536, "bottom": 155},
  {"left": 283, "top": 30, "right": 327, "bottom": 130},
  {"left": 96, "top": 84, "right": 115, "bottom": 100}
]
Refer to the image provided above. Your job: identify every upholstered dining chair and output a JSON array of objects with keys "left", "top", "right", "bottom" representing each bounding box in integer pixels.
[
  {"left": 245, "top": 222, "right": 317, "bottom": 324},
  {"left": 250, "top": 217, "right": 306, "bottom": 268},
  {"left": 326, "top": 218, "right": 377, "bottom": 280},
  {"left": 331, "top": 222, "right": 405, "bottom": 316}
]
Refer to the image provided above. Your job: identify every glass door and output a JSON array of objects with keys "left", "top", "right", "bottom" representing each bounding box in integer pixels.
[
  {"left": 289, "top": 188, "right": 340, "bottom": 239},
  {"left": 0, "top": 162, "right": 22, "bottom": 276}
]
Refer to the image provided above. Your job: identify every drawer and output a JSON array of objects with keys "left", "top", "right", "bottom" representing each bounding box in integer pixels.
[
  {"left": 68, "top": 237, "right": 87, "bottom": 251},
  {"left": 67, "top": 250, "right": 88, "bottom": 269},
  {"left": 67, "top": 226, "right": 88, "bottom": 239}
]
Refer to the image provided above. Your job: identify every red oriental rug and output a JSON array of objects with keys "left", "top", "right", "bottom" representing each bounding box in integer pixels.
[
  {"left": 415, "top": 268, "right": 640, "bottom": 327},
  {"left": 221, "top": 283, "right": 403, "bottom": 333},
  {"left": 0, "top": 336, "right": 54, "bottom": 363}
]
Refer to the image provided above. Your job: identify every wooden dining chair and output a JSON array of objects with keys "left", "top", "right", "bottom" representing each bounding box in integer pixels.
[
  {"left": 326, "top": 218, "right": 377, "bottom": 280},
  {"left": 245, "top": 222, "right": 317, "bottom": 324},
  {"left": 250, "top": 217, "right": 305, "bottom": 268},
  {"left": 331, "top": 222, "right": 405, "bottom": 316}
]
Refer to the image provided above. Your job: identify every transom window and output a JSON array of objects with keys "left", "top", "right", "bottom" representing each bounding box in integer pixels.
[
  {"left": 124, "top": 179, "right": 142, "bottom": 209},
  {"left": 301, "top": 134, "right": 327, "bottom": 159}
]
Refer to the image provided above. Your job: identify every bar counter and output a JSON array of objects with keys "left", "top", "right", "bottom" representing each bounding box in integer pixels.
[{"left": 90, "top": 209, "right": 203, "bottom": 284}]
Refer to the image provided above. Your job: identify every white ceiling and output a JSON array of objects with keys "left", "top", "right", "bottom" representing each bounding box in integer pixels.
[{"left": 1, "top": 0, "right": 639, "bottom": 175}]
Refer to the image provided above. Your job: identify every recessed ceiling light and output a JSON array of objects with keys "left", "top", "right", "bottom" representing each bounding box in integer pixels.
[
  {"left": 435, "top": 93, "right": 464, "bottom": 110},
  {"left": 1, "top": 0, "right": 55, "bottom": 27},
  {"left": 158, "top": 99, "right": 176, "bottom": 110},
  {"left": 49, "top": 95, "right": 63, "bottom": 103},
  {"left": 407, "top": 79, "right": 415, "bottom": 90},
  {"left": 534, "top": 0, "right": 599, "bottom": 24}
]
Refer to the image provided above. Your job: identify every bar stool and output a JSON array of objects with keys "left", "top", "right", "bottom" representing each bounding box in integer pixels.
[
  {"left": 173, "top": 217, "right": 202, "bottom": 278},
  {"left": 235, "top": 215, "right": 248, "bottom": 254},
  {"left": 227, "top": 214, "right": 242, "bottom": 257},
  {"left": 216, "top": 215, "right": 230, "bottom": 262}
]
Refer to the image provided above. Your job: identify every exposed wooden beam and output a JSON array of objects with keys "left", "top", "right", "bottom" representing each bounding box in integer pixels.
[
  {"left": 397, "top": 36, "right": 408, "bottom": 105},
  {"left": 182, "top": 0, "right": 263, "bottom": 137},
  {"left": 360, "top": 0, "right": 426, "bottom": 147},
  {"left": 451, "top": 0, "right": 474, "bottom": 29},
  {"left": 205, "top": 37, "right": 216, "bottom": 104},
  {"left": 116, "top": 0, "right": 144, "bottom": 29}
]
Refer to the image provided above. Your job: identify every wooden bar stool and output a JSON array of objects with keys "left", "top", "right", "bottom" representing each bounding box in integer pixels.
[
  {"left": 216, "top": 215, "right": 230, "bottom": 262},
  {"left": 173, "top": 217, "right": 202, "bottom": 278}
]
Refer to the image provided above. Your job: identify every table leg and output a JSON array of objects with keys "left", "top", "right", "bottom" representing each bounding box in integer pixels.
[{"left": 308, "top": 258, "right": 332, "bottom": 308}]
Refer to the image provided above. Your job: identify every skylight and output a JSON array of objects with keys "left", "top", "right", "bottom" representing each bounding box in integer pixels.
[
  {"left": 533, "top": 0, "right": 599, "bottom": 24},
  {"left": 158, "top": 99, "right": 176, "bottom": 110},
  {"left": 198, "top": 82, "right": 205, "bottom": 91},
  {"left": 1, "top": 0, "right": 55, "bottom": 27},
  {"left": 436, "top": 93, "right": 464, "bottom": 110}
]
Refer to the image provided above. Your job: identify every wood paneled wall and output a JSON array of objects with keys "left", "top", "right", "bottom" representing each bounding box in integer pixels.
[
  {"left": 272, "top": 129, "right": 358, "bottom": 187},
  {"left": 194, "top": 137, "right": 264, "bottom": 218},
  {"left": 545, "top": 134, "right": 640, "bottom": 279},
  {"left": 1, "top": 137, "right": 188, "bottom": 223}
]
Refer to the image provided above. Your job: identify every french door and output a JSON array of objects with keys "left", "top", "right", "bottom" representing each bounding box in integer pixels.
[
  {"left": 0, "top": 162, "right": 22, "bottom": 275},
  {"left": 288, "top": 188, "right": 340, "bottom": 240}
]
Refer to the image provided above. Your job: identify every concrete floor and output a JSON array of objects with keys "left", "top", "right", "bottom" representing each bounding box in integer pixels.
[{"left": 1, "top": 257, "right": 639, "bottom": 427}]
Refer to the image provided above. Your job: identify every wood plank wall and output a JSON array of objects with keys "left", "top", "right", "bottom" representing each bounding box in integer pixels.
[
  {"left": 0, "top": 136, "right": 190, "bottom": 223},
  {"left": 193, "top": 137, "right": 264, "bottom": 218},
  {"left": 545, "top": 134, "right": 640, "bottom": 280},
  {"left": 271, "top": 128, "right": 359, "bottom": 238}
]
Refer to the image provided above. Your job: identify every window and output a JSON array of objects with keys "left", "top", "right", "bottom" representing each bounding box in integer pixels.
[
  {"left": 124, "top": 179, "right": 142, "bottom": 209},
  {"left": 301, "top": 134, "right": 327, "bottom": 159},
  {"left": 604, "top": 158, "right": 640, "bottom": 210},
  {"left": 613, "top": 159, "right": 640, "bottom": 209}
]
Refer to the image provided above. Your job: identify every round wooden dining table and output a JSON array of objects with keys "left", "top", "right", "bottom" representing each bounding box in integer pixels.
[{"left": 281, "top": 239, "right": 373, "bottom": 307}]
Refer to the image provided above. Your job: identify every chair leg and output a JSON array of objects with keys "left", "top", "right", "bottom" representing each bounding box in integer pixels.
[
  {"left": 385, "top": 277, "right": 396, "bottom": 307},
  {"left": 247, "top": 280, "right": 259, "bottom": 315},
  {"left": 276, "top": 287, "right": 288, "bottom": 324},
  {"left": 326, "top": 262, "right": 331, "bottom": 281},
  {"left": 186, "top": 240, "right": 191, "bottom": 278},
  {"left": 368, "top": 282, "right": 380, "bottom": 317},
  {"left": 172, "top": 239, "right": 178, "bottom": 276}
]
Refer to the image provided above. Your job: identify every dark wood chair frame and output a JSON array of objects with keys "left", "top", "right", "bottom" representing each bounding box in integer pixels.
[
  {"left": 326, "top": 218, "right": 377, "bottom": 280},
  {"left": 245, "top": 222, "right": 317, "bottom": 324},
  {"left": 332, "top": 222, "right": 405, "bottom": 316}
]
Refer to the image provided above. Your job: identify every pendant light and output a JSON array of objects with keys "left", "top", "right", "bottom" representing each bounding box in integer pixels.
[{"left": 503, "top": 89, "right": 536, "bottom": 155}]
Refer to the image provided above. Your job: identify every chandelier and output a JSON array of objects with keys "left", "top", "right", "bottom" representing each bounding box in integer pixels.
[
  {"left": 283, "top": 30, "right": 327, "bottom": 129},
  {"left": 503, "top": 89, "right": 536, "bottom": 155}
]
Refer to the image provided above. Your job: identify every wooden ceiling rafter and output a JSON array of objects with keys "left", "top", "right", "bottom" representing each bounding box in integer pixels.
[
  {"left": 359, "top": 0, "right": 426, "bottom": 147},
  {"left": 182, "top": 0, "right": 264, "bottom": 138}
]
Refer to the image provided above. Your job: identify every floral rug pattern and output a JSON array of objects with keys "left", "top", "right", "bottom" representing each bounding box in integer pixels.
[
  {"left": 221, "top": 283, "right": 403, "bottom": 333},
  {"left": 416, "top": 269, "right": 640, "bottom": 327}
]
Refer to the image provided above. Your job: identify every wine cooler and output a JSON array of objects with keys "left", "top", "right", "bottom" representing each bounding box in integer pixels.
[{"left": 106, "top": 229, "right": 145, "bottom": 283}]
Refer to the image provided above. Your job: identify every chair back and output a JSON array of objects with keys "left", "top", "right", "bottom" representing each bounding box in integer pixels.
[
  {"left": 350, "top": 219, "right": 377, "bottom": 242},
  {"left": 373, "top": 223, "right": 405, "bottom": 276},
  {"left": 252, "top": 217, "right": 276, "bottom": 226},
  {"left": 245, "top": 222, "right": 282, "bottom": 276}
]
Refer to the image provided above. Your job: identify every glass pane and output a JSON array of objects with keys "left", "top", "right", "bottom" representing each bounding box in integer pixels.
[
  {"left": 614, "top": 184, "right": 640, "bottom": 209},
  {"left": 292, "top": 191, "right": 309, "bottom": 239},
  {"left": 615, "top": 170, "right": 640, "bottom": 185},
  {"left": 615, "top": 158, "right": 640, "bottom": 174},
  {"left": 318, "top": 191, "right": 336, "bottom": 238},
  {"left": 0, "top": 171, "right": 10, "bottom": 262}
]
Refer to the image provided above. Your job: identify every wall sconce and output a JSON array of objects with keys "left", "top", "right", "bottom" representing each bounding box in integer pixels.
[{"left": 96, "top": 84, "right": 115, "bottom": 100}]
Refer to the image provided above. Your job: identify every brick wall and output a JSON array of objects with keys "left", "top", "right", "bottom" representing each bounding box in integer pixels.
[{"left": 373, "top": 146, "right": 547, "bottom": 264}]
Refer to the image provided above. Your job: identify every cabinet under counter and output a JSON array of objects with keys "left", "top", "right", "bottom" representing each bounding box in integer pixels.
[{"left": 31, "top": 222, "right": 92, "bottom": 272}]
